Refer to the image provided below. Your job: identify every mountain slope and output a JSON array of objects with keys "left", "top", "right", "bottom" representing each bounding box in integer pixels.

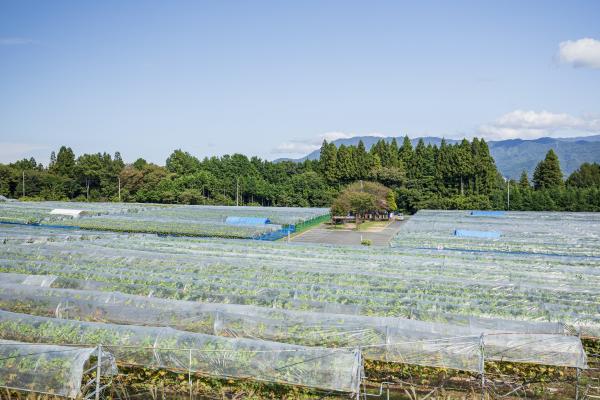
[{"left": 277, "top": 135, "right": 600, "bottom": 178}]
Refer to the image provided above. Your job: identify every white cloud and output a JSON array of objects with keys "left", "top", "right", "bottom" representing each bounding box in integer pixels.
[
  {"left": 478, "top": 110, "right": 600, "bottom": 140},
  {"left": 558, "top": 38, "right": 600, "bottom": 69},
  {"left": 0, "top": 37, "right": 37, "bottom": 46},
  {"left": 272, "top": 141, "right": 322, "bottom": 154},
  {"left": 0, "top": 143, "right": 49, "bottom": 163},
  {"left": 272, "top": 131, "right": 386, "bottom": 155}
]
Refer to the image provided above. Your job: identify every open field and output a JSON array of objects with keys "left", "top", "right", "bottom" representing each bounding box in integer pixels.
[{"left": 0, "top": 207, "right": 598, "bottom": 399}]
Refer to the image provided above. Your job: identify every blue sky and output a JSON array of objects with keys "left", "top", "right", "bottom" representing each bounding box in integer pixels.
[{"left": 1, "top": 0, "right": 599, "bottom": 165}]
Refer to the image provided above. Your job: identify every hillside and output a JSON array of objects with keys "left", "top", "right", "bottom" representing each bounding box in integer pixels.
[{"left": 277, "top": 135, "right": 600, "bottom": 178}]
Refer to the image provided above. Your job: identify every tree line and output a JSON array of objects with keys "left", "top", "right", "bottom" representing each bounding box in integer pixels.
[{"left": 1, "top": 138, "right": 599, "bottom": 212}]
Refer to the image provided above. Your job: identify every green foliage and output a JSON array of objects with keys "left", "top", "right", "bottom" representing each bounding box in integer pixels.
[
  {"left": 165, "top": 149, "right": 201, "bottom": 175},
  {"left": 566, "top": 162, "right": 600, "bottom": 188},
  {"left": 107, "top": 366, "right": 342, "bottom": 399},
  {"left": 519, "top": 170, "right": 531, "bottom": 189},
  {"left": 331, "top": 181, "right": 395, "bottom": 219},
  {"left": 50, "top": 146, "right": 75, "bottom": 177},
  {"left": 319, "top": 140, "right": 338, "bottom": 184},
  {"left": 533, "top": 149, "right": 563, "bottom": 190},
  {"left": 0, "top": 138, "right": 598, "bottom": 213}
]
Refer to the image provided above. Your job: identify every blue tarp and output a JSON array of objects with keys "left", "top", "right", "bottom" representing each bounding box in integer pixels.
[
  {"left": 225, "top": 216, "right": 271, "bottom": 226},
  {"left": 469, "top": 211, "right": 506, "bottom": 217},
  {"left": 454, "top": 229, "right": 501, "bottom": 239}
]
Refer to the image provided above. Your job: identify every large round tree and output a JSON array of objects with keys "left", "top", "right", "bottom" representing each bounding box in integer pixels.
[{"left": 331, "top": 181, "right": 397, "bottom": 224}]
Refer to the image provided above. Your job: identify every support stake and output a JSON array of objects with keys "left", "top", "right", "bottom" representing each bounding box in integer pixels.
[
  {"left": 575, "top": 330, "right": 581, "bottom": 400},
  {"left": 189, "top": 348, "right": 193, "bottom": 400},
  {"left": 480, "top": 334, "right": 485, "bottom": 400},
  {"left": 95, "top": 344, "right": 102, "bottom": 400}
]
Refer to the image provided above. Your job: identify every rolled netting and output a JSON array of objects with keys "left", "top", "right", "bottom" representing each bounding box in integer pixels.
[
  {"left": 0, "top": 340, "right": 116, "bottom": 399},
  {"left": 0, "top": 282, "right": 588, "bottom": 370},
  {"left": 0, "top": 310, "right": 362, "bottom": 393}
]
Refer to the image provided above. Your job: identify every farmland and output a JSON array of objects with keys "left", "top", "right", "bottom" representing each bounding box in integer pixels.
[
  {"left": 0, "top": 204, "right": 598, "bottom": 399},
  {"left": 0, "top": 201, "right": 330, "bottom": 238}
]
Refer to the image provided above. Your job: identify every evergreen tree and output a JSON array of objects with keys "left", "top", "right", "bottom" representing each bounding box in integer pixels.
[
  {"left": 434, "top": 139, "right": 452, "bottom": 194},
  {"left": 388, "top": 138, "right": 400, "bottom": 167},
  {"left": 166, "top": 149, "right": 201, "bottom": 175},
  {"left": 354, "top": 140, "right": 370, "bottom": 179},
  {"left": 336, "top": 145, "right": 356, "bottom": 183},
  {"left": 519, "top": 170, "right": 530, "bottom": 189},
  {"left": 319, "top": 140, "right": 338, "bottom": 183},
  {"left": 398, "top": 136, "right": 414, "bottom": 173},
  {"left": 49, "top": 151, "right": 57, "bottom": 170},
  {"left": 52, "top": 146, "right": 76, "bottom": 177},
  {"left": 412, "top": 139, "right": 436, "bottom": 190},
  {"left": 533, "top": 149, "right": 563, "bottom": 190},
  {"left": 566, "top": 162, "right": 600, "bottom": 188},
  {"left": 472, "top": 139, "right": 498, "bottom": 195},
  {"left": 456, "top": 139, "right": 473, "bottom": 195},
  {"left": 411, "top": 139, "right": 426, "bottom": 187}
]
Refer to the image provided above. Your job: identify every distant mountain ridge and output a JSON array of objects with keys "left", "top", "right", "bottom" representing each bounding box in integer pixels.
[{"left": 276, "top": 135, "right": 600, "bottom": 179}]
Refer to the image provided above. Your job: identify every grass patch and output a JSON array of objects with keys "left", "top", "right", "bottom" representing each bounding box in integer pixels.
[{"left": 356, "top": 220, "right": 389, "bottom": 231}]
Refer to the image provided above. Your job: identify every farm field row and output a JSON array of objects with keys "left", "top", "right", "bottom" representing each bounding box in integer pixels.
[
  {"left": 0, "top": 281, "right": 587, "bottom": 370},
  {"left": 0, "top": 232, "right": 598, "bottom": 334},
  {"left": 0, "top": 201, "right": 330, "bottom": 238},
  {"left": 392, "top": 210, "right": 600, "bottom": 256}
]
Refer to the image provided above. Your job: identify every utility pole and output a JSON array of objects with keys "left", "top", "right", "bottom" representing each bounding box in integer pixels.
[
  {"left": 118, "top": 177, "right": 121, "bottom": 202},
  {"left": 236, "top": 177, "right": 239, "bottom": 206},
  {"left": 22, "top": 171, "right": 25, "bottom": 197}
]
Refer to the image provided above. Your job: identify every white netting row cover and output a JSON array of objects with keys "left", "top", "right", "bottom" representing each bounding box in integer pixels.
[
  {"left": 0, "top": 310, "right": 362, "bottom": 394},
  {"left": 0, "top": 282, "right": 588, "bottom": 372},
  {"left": 1, "top": 234, "right": 597, "bottom": 336},
  {"left": 0, "top": 340, "right": 116, "bottom": 398}
]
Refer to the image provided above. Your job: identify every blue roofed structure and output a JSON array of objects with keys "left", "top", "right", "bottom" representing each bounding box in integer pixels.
[
  {"left": 469, "top": 211, "right": 506, "bottom": 217},
  {"left": 225, "top": 216, "right": 271, "bottom": 226},
  {"left": 454, "top": 229, "right": 502, "bottom": 239}
]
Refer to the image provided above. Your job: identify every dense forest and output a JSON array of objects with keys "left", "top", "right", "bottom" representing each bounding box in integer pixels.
[{"left": 1, "top": 137, "right": 599, "bottom": 212}]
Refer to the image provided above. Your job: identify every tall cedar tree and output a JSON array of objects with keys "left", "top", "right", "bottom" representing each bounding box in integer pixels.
[
  {"left": 533, "top": 149, "right": 563, "bottom": 190},
  {"left": 319, "top": 140, "right": 338, "bottom": 184},
  {"left": 519, "top": 171, "right": 530, "bottom": 189}
]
